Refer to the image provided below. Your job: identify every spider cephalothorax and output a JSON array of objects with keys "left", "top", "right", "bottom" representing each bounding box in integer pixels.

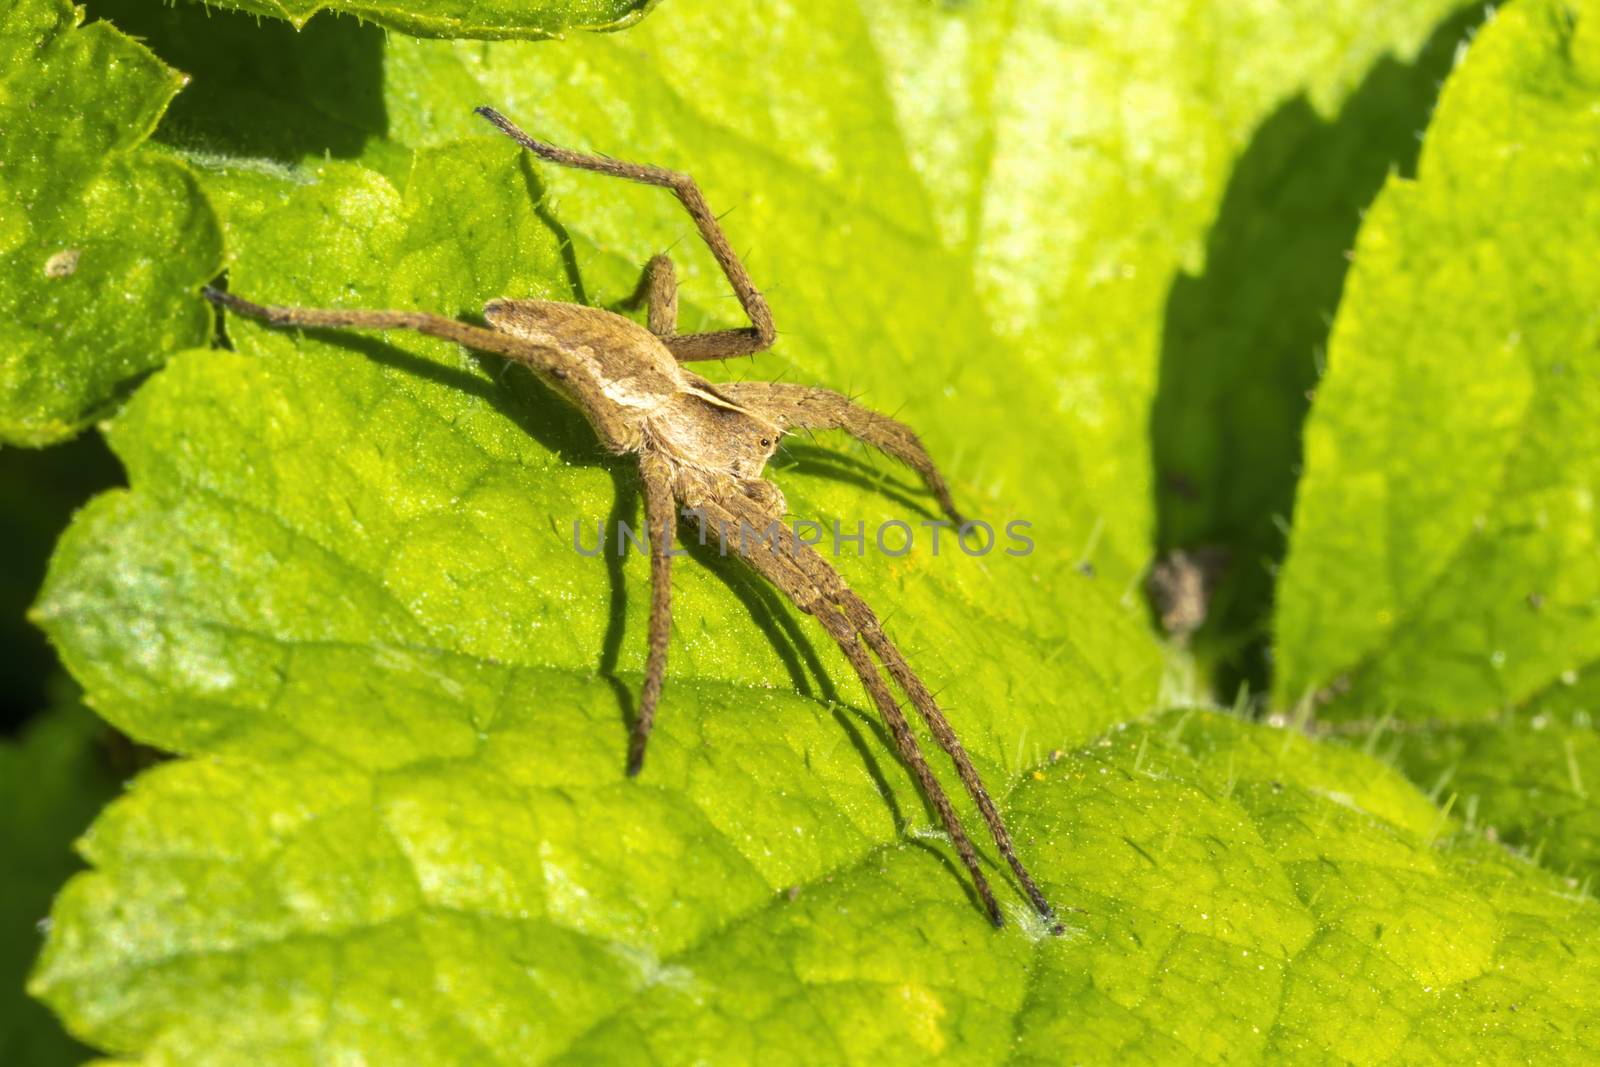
[{"left": 205, "top": 106, "right": 1056, "bottom": 931}]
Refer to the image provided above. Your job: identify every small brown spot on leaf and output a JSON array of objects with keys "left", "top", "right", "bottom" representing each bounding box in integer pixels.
[{"left": 44, "top": 249, "right": 80, "bottom": 278}]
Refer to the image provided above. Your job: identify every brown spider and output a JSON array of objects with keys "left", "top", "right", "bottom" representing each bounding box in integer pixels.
[{"left": 204, "top": 106, "right": 1056, "bottom": 930}]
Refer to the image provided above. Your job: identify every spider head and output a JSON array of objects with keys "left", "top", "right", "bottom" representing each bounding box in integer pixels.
[{"left": 649, "top": 387, "right": 784, "bottom": 480}]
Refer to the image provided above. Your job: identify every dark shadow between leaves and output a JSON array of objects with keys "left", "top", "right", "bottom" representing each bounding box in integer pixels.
[
  {"left": 1149, "top": 6, "right": 1483, "bottom": 701},
  {"left": 0, "top": 435, "right": 124, "bottom": 735},
  {"left": 85, "top": 0, "right": 390, "bottom": 168}
]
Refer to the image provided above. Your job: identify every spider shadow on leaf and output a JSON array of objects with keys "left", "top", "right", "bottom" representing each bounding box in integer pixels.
[
  {"left": 206, "top": 102, "right": 1058, "bottom": 923},
  {"left": 672, "top": 533, "right": 913, "bottom": 834},
  {"left": 291, "top": 326, "right": 921, "bottom": 828},
  {"left": 771, "top": 441, "right": 946, "bottom": 523}
]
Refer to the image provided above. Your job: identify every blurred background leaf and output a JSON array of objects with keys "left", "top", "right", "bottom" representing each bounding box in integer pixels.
[{"left": 1151, "top": 5, "right": 1483, "bottom": 696}]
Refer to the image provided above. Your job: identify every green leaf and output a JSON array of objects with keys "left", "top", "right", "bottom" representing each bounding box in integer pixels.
[
  {"left": 0, "top": 0, "right": 221, "bottom": 446},
  {"left": 1272, "top": 0, "right": 1600, "bottom": 887},
  {"left": 1380, "top": 671, "right": 1600, "bottom": 886},
  {"left": 29, "top": 705, "right": 1600, "bottom": 1061},
  {"left": 366, "top": 0, "right": 1468, "bottom": 580},
  {"left": 29, "top": 0, "right": 1582, "bottom": 1061},
  {"left": 1274, "top": 0, "right": 1600, "bottom": 719},
  {"left": 36, "top": 137, "right": 1155, "bottom": 824},
  {"left": 186, "top": 0, "right": 659, "bottom": 41},
  {"left": 1, "top": 694, "right": 120, "bottom": 1066}
]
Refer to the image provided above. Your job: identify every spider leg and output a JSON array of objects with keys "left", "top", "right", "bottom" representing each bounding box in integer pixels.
[
  {"left": 628, "top": 452, "right": 678, "bottom": 776},
  {"left": 717, "top": 382, "right": 964, "bottom": 524},
  {"left": 700, "top": 490, "right": 1005, "bottom": 927},
  {"left": 645, "top": 254, "right": 679, "bottom": 339},
  {"left": 477, "top": 107, "right": 774, "bottom": 364},
  {"left": 765, "top": 499, "right": 1056, "bottom": 925},
  {"left": 830, "top": 586, "right": 1056, "bottom": 924},
  {"left": 619, "top": 253, "right": 679, "bottom": 339},
  {"left": 203, "top": 287, "right": 566, "bottom": 375}
]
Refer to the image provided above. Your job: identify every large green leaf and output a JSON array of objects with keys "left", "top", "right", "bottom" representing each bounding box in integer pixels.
[
  {"left": 1275, "top": 0, "right": 1600, "bottom": 718},
  {"left": 1271, "top": 0, "right": 1600, "bottom": 882},
  {"left": 0, "top": 0, "right": 220, "bottom": 445},
  {"left": 35, "top": 136, "right": 1154, "bottom": 841},
  {"left": 29, "top": 0, "right": 1590, "bottom": 1061},
  {"left": 186, "top": 0, "right": 658, "bottom": 41},
  {"left": 30, "top": 139, "right": 1156, "bottom": 1057},
  {"left": 30, "top": 703, "right": 1600, "bottom": 1062}
]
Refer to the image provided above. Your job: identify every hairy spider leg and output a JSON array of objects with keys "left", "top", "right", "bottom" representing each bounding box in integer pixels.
[
  {"left": 202, "top": 288, "right": 564, "bottom": 372},
  {"left": 716, "top": 381, "right": 966, "bottom": 526},
  {"left": 743, "top": 490, "right": 1054, "bottom": 925},
  {"left": 620, "top": 253, "right": 680, "bottom": 340},
  {"left": 477, "top": 106, "right": 775, "bottom": 364},
  {"left": 632, "top": 452, "right": 678, "bottom": 776},
  {"left": 696, "top": 488, "right": 1008, "bottom": 926}
]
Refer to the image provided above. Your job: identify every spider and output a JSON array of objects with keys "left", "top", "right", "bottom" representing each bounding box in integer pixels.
[{"left": 204, "top": 106, "right": 1056, "bottom": 930}]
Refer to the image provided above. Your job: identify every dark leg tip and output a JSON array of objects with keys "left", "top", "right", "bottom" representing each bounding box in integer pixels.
[
  {"left": 201, "top": 285, "right": 226, "bottom": 305},
  {"left": 475, "top": 106, "right": 516, "bottom": 137},
  {"left": 1050, "top": 922, "right": 1066, "bottom": 937},
  {"left": 625, "top": 743, "right": 645, "bottom": 778}
]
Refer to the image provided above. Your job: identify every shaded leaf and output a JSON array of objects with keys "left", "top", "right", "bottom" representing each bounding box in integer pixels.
[{"left": 84, "top": 0, "right": 406, "bottom": 182}]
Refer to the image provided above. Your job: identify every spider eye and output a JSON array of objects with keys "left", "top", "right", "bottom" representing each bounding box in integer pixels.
[{"left": 759, "top": 438, "right": 771, "bottom": 447}]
